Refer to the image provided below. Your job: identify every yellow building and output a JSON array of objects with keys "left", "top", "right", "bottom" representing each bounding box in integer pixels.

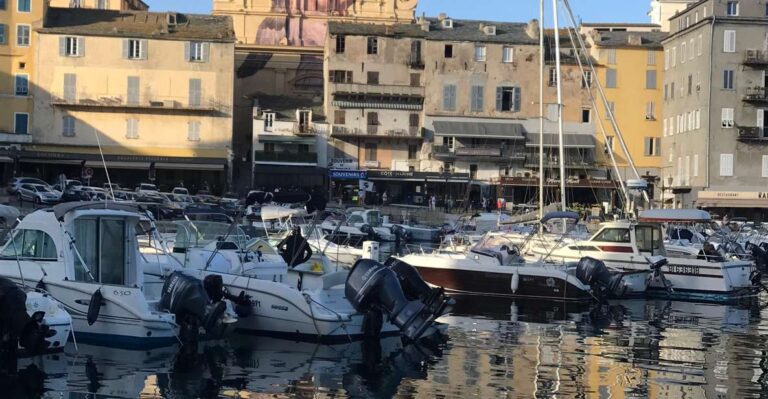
[
  {"left": 583, "top": 25, "right": 667, "bottom": 204},
  {"left": 28, "top": 7, "right": 235, "bottom": 191},
  {"left": 48, "top": 0, "right": 147, "bottom": 10},
  {"left": 0, "top": 0, "right": 45, "bottom": 180}
]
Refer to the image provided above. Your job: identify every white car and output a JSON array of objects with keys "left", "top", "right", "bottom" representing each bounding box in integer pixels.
[
  {"left": 80, "top": 186, "right": 107, "bottom": 201},
  {"left": 135, "top": 183, "right": 159, "bottom": 195},
  {"left": 171, "top": 187, "right": 189, "bottom": 196},
  {"left": 8, "top": 177, "right": 50, "bottom": 195},
  {"left": 17, "top": 183, "right": 60, "bottom": 204}
]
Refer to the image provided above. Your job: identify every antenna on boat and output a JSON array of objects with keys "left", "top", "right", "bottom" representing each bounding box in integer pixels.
[
  {"left": 92, "top": 128, "right": 115, "bottom": 202},
  {"left": 552, "top": 0, "right": 568, "bottom": 233},
  {"left": 538, "top": 0, "right": 545, "bottom": 223}
]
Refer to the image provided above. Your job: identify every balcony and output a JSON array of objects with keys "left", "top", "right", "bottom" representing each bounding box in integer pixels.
[
  {"left": 407, "top": 55, "right": 425, "bottom": 69},
  {"left": 330, "top": 83, "right": 425, "bottom": 98},
  {"left": 524, "top": 158, "right": 598, "bottom": 170},
  {"left": 50, "top": 91, "right": 226, "bottom": 114},
  {"left": 0, "top": 132, "right": 32, "bottom": 144},
  {"left": 253, "top": 151, "right": 318, "bottom": 164},
  {"left": 264, "top": 122, "right": 327, "bottom": 137},
  {"left": 331, "top": 125, "right": 423, "bottom": 140},
  {"left": 743, "top": 50, "right": 768, "bottom": 67},
  {"left": 743, "top": 87, "right": 768, "bottom": 103},
  {"left": 433, "top": 145, "right": 527, "bottom": 161},
  {"left": 737, "top": 126, "right": 768, "bottom": 142}
]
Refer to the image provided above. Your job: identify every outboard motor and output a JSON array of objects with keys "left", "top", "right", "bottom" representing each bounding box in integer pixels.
[
  {"left": 385, "top": 258, "right": 455, "bottom": 317},
  {"left": 575, "top": 257, "right": 627, "bottom": 299},
  {"left": 159, "top": 272, "right": 230, "bottom": 344},
  {"left": 746, "top": 242, "right": 768, "bottom": 272},
  {"left": 345, "top": 259, "right": 450, "bottom": 341},
  {"left": 203, "top": 275, "right": 253, "bottom": 318},
  {"left": 0, "top": 278, "right": 52, "bottom": 373}
]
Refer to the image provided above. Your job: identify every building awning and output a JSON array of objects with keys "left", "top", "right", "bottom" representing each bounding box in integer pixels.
[
  {"left": 258, "top": 135, "right": 316, "bottom": 144},
  {"left": 698, "top": 200, "right": 768, "bottom": 208},
  {"left": 433, "top": 121, "right": 525, "bottom": 139},
  {"left": 155, "top": 163, "right": 225, "bottom": 171},
  {"left": 333, "top": 100, "right": 422, "bottom": 110},
  {"left": 20, "top": 158, "right": 82, "bottom": 165},
  {"left": 85, "top": 160, "right": 151, "bottom": 169},
  {"left": 526, "top": 134, "right": 596, "bottom": 148}
]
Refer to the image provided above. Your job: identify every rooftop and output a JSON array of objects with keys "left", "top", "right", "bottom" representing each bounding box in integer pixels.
[
  {"left": 39, "top": 7, "right": 235, "bottom": 42},
  {"left": 590, "top": 31, "right": 668, "bottom": 49},
  {"left": 254, "top": 95, "right": 325, "bottom": 121}
]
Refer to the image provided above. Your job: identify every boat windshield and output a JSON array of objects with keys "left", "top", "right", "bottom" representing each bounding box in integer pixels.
[
  {"left": 471, "top": 234, "right": 516, "bottom": 252},
  {"left": 635, "top": 224, "right": 666, "bottom": 257},
  {"left": 173, "top": 221, "right": 249, "bottom": 250}
]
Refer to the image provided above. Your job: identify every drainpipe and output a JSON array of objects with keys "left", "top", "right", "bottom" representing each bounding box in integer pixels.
[{"left": 705, "top": 15, "right": 716, "bottom": 193}]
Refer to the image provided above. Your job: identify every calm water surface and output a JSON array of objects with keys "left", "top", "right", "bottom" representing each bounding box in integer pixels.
[{"left": 6, "top": 292, "right": 765, "bottom": 398}]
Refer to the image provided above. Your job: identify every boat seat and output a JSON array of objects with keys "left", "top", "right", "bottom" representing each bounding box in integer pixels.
[{"left": 322, "top": 271, "right": 348, "bottom": 290}]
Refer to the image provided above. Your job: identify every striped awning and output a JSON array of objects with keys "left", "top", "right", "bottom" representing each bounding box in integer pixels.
[{"left": 333, "top": 100, "right": 422, "bottom": 110}]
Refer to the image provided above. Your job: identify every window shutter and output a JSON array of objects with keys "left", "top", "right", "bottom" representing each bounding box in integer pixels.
[
  {"left": 654, "top": 139, "right": 660, "bottom": 156},
  {"left": 513, "top": 87, "right": 521, "bottom": 112},
  {"left": 59, "top": 37, "right": 66, "bottom": 56},
  {"left": 762, "top": 155, "right": 768, "bottom": 178},
  {"left": 202, "top": 43, "right": 210, "bottom": 62},
  {"left": 140, "top": 39, "right": 148, "bottom": 59},
  {"left": 758, "top": 109, "right": 765, "bottom": 135},
  {"left": 720, "top": 154, "right": 733, "bottom": 176},
  {"left": 693, "top": 154, "right": 699, "bottom": 177},
  {"left": 184, "top": 41, "right": 190, "bottom": 61},
  {"left": 644, "top": 138, "right": 651, "bottom": 156},
  {"left": 78, "top": 37, "right": 84, "bottom": 57},
  {"left": 122, "top": 39, "right": 129, "bottom": 59},
  {"left": 495, "top": 87, "right": 502, "bottom": 111}
]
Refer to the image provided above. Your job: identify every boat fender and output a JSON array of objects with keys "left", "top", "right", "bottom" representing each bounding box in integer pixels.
[
  {"left": 511, "top": 271, "right": 519, "bottom": 294},
  {"left": 87, "top": 289, "right": 103, "bottom": 326}
]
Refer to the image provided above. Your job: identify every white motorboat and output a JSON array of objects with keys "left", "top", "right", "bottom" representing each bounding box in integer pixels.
[
  {"left": 524, "top": 220, "right": 758, "bottom": 302},
  {"left": 394, "top": 234, "right": 641, "bottom": 301},
  {"left": 0, "top": 202, "right": 235, "bottom": 349},
  {"left": 346, "top": 208, "right": 395, "bottom": 241}
]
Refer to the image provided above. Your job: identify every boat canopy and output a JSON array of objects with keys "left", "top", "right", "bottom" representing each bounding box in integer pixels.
[
  {"left": 638, "top": 209, "right": 711, "bottom": 223},
  {"left": 53, "top": 201, "right": 139, "bottom": 220},
  {"left": 261, "top": 205, "right": 306, "bottom": 221},
  {"left": 540, "top": 211, "right": 580, "bottom": 223}
]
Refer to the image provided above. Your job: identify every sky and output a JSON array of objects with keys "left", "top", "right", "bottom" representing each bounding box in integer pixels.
[{"left": 144, "top": 0, "right": 650, "bottom": 24}]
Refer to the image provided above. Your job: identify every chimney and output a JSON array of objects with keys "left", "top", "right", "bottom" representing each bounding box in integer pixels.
[
  {"left": 627, "top": 33, "right": 642, "bottom": 46},
  {"left": 526, "top": 19, "right": 540, "bottom": 39},
  {"left": 438, "top": 12, "right": 446, "bottom": 21},
  {"left": 418, "top": 14, "right": 430, "bottom": 32}
]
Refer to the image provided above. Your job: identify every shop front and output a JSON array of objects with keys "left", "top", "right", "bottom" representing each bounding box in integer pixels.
[
  {"left": 496, "top": 176, "right": 617, "bottom": 209},
  {"left": 365, "top": 170, "right": 470, "bottom": 207},
  {"left": 696, "top": 191, "right": 768, "bottom": 221}
]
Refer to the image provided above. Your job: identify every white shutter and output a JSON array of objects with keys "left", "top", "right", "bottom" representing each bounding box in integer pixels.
[
  {"left": 762, "top": 155, "right": 768, "bottom": 178},
  {"left": 676, "top": 157, "right": 682, "bottom": 184},
  {"left": 694, "top": 154, "right": 699, "bottom": 177},
  {"left": 758, "top": 109, "right": 765, "bottom": 136},
  {"left": 685, "top": 155, "right": 690, "bottom": 185},
  {"left": 663, "top": 118, "right": 668, "bottom": 136},
  {"left": 720, "top": 154, "right": 734, "bottom": 177},
  {"left": 724, "top": 30, "right": 736, "bottom": 53},
  {"left": 695, "top": 109, "right": 701, "bottom": 129}
]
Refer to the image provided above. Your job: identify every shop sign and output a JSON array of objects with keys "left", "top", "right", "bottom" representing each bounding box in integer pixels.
[
  {"left": 698, "top": 191, "right": 768, "bottom": 200},
  {"left": 330, "top": 169, "right": 366, "bottom": 180},
  {"left": 329, "top": 158, "right": 357, "bottom": 170}
]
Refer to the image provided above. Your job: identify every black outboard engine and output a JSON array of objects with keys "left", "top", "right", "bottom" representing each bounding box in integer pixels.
[
  {"left": 276, "top": 226, "right": 313, "bottom": 268},
  {"left": 746, "top": 242, "right": 768, "bottom": 272},
  {"left": 345, "top": 259, "right": 450, "bottom": 341},
  {"left": 575, "top": 257, "right": 627, "bottom": 299},
  {"left": 159, "top": 272, "right": 229, "bottom": 344},
  {"left": 0, "top": 278, "right": 52, "bottom": 373},
  {"left": 385, "top": 258, "right": 455, "bottom": 316},
  {"left": 203, "top": 275, "right": 253, "bottom": 318}
]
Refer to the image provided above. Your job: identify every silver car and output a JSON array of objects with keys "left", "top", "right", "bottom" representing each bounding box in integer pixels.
[
  {"left": 8, "top": 177, "right": 48, "bottom": 195},
  {"left": 17, "top": 183, "right": 60, "bottom": 204}
]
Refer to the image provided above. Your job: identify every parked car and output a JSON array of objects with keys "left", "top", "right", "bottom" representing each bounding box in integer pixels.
[
  {"left": 171, "top": 187, "right": 189, "bottom": 196},
  {"left": 111, "top": 190, "right": 138, "bottom": 202},
  {"left": 8, "top": 177, "right": 50, "bottom": 195},
  {"left": 103, "top": 183, "right": 122, "bottom": 192},
  {"left": 17, "top": 183, "right": 60, "bottom": 204},
  {"left": 80, "top": 186, "right": 107, "bottom": 201},
  {"left": 135, "top": 183, "right": 159, "bottom": 195},
  {"left": 53, "top": 179, "right": 83, "bottom": 193},
  {"left": 59, "top": 181, "right": 90, "bottom": 202},
  {"left": 136, "top": 194, "right": 183, "bottom": 220}
]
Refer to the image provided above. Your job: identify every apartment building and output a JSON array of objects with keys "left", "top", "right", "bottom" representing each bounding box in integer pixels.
[
  {"left": 0, "top": 0, "right": 44, "bottom": 181},
  {"left": 212, "top": 0, "right": 417, "bottom": 190},
  {"left": 27, "top": 8, "right": 234, "bottom": 191},
  {"left": 48, "top": 0, "right": 148, "bottom": 10},
  {"left": 583, "top": 26, "right": 666, "bottom": 204},
  {"left": 662, "top": 0, "right": 768, "bottom": 215},
  {"left": 649, "top": 0, "right": 698, "bottom": 31}
]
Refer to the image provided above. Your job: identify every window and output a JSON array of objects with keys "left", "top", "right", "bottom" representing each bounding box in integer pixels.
[
  {"left": 13, "top": 113, "right": 27, "bottom": 134},
  {"left": 670, "top": 81, "right": 675, "bottom": 99},
  {"left": 188, "top": 78, "right": 202, "bottom": 107},
  {"left": 724, "top": 30, "right": 736, "bottom": 53},
  {"left": 762, "top": 155, "right": 768, "bottom": 178},
  {"left": 605, "top": 136, "right": 614, "bottom": 151},
  {"left": 606, "top": 102, "right": 615, "bottom": 119},
  {"left": 644, "top": 137, "right": 660, "bottom": 156},
  {"left": 16, "top": 24, "right": 29, "bottom": 47},
  {"left": 410, "top": 40, "right": 422, "bottom": 66},
  {"left": 697, "top": 34, "right": 703, "bottom": 56},
  {"left": 124, "top": 39, "right": 146, "bottom": 60},
  {"left": 646, "top": 102, "right": 656, "bottom": 120},
  {"left": 726, "top": 1, "right": 738, "bottom": 16},
  {"left": 64, "top": 73, "right": 77, "bottom": 102},
  {"left": 328, "top": 70, "right": 353, "bottom": 83},
  {"left": 663, "top": 118, "right": 668, "bottom": 136},
  {"left": 264, "top": 112, "right": 275, "bottom": 131},
  {"left": 409, "top": 113, "right": 419, "bottom": 128},
  {"left": 61, "top": 36, "right": 83, "bottom": 57},
  {"left": 606, "top": 68, "right": 617, "bottom": 88},
  {"left": 366, "top": 37, "right": 378, "bottom": 55},
  {"left": 335, "top": 35, "right": 345, "bottom": 53},
  {"left": 70, "top": 0, "right": 83, "bottom": 6},
  {"left": 0, "top": 230, "right": 56, "bottom": 260},
  {"left": 62, "top": 115, "right": 75, "bottom": 137},
  {"left": 0, "top": 25, "right": 5, "bottom": 45},
  {"left": 594, "top": 228, "right": 630, "bottom": 243},
  {"left": 443, "top": 84, "right": 456, "bottom": 111},
  {"left": 125, "top": 118, "right": 139, "bottom": 139},
  {"left": 187, "top": 42, "right": 207, "bottom": 62},
  {"left": 496, "top": 86, "right": 521, "bottom": 112},
  {"left": 0, "top": 0, "right": 5, "bottom": 9},
  {"left": 581, "top": 71, "right": 592, "bottom": 88},
  {"left": 367, "top": 112, "right": 379, "bottom": 127},
  {"left": 606, "top": 49, "right": 616, "bottom": 64},
  {"left": 14, "top": 74, "right": 28, "bottom": 96},
  {"left": 694, "top": 154, "right": 699, "bottom": 177},
  {"left": 671, "top": 47, "right": 676, "bottom": 67},
  {"left": 723, "top": 69, "right": 734, "bottom": 89},
  {"left": 73, "top": 218, "right": 127, "bottom": 285},
  {"left": 646, "top": 70, "right": 657, "bottom": 89},
  {"left": 548, "top": 68, "right": 558, "bottom": 86},
  {"left": 581, "top": 109, "right": 591, "bottom": 123},
  {"left": 365, "top": 143, "right": 377, "bottom": 161},
  {"left": 721, "top": 108, "right": 734, "bottom": 128},
  {"left": 664, "top": 84, "right": 668, "bottom": 101},
  {"left": 410, "top": 73, "right": 420, "bottom": 87},
  {"left": 766, "top": 3, "right": 768, "bottom": 16},
  {"left": 664, "top": 49, "right": 669, "bottom": 70},
  {"left": 720, "top": 154, "right": 734, "bottom": 177},
  {"left": 366, "top": 71, "right": 379, "bottom": 85},
  {"left": 408, "top": 144, "right": 418, "bottom": 160},
  {"left": 263, "top": 142, "right": 275, "bottom": 153},
  {"left": 689, "top": 39, "right": 694, "bottom": 60},
  {"left": 502, "top": 46, "right": 513, "bottom": 63},
  {"left": 334, "top": 110, "right": 345, "bottom": 125},
  {"left": 17, "top": 0, "right": 29, "bottom": 12},
  {"left": 647, "top": 50, "right": 656, "bottom": 65},
  {"left": 635, "top": 225, "right": 664, "bottom": 256},
  {"left": 470, "top": 85, "right": 484, "bottom": 112},
  {"left": 681, "top": 42, "right": 686, "bottom": 64},
  {"left": 96, "top": 0, "right": 109, "bottom": 9},
  {"left": 547, "top": 103, "right": 559, "bottom": 121},
  {"left": 695, "top": 109, "right": 701, "bottom": 129},
  {"left": 444, "top": 44, "right": 453, "bottom": 58},
  {"left": 695, "top": 11, "right": 699, "bottom": 23},
  {"left": 126, "top": 76, "right": 139, "bottom": 105},
  {"left": 187, "top": 121, "right": 200, "bottom": 141},
  {"left": 687, "top": 74, "right": 693, "bottom": 95},
  {"left": 474, "top": 45, "right": 486, "bottom": 62}
]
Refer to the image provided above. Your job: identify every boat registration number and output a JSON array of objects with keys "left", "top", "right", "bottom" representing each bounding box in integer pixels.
[{"left": 667, "top": 265, "right": 700, "bottom": 275}]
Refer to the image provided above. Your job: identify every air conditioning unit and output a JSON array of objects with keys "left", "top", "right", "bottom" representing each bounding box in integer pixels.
[{"left": 746, "top": 49, "right": 757, "bottom": 59}]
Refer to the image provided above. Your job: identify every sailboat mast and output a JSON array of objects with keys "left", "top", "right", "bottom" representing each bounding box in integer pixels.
[
  {"left": 538, "top": 0, "right": 545, "bottom": 220},
  {"left": 552, "top": 0, "right": 567, "bottom": 213}
]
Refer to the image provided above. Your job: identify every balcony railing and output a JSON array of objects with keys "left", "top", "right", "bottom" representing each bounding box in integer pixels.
[
  {"left": 737, "top": 126, "right": 767, "bottom": 141},
  {"left": 407, "top": 55, "right": 425, "bottom": 69},
  {"left": 253, "top": 151, "right": 318, "bottom": 164},
  {"left": 524, "top": 158, "right": 597, "bottom": 169},
  {"left": 433, "top": 145, "right": 527, "bottom": 160},
  {"left": 743, "top": 87, "right": 768, "bottom": 103},
  {"left": 743, "top": 50, "right": 768, "bottom": 66},
  {"left": 331, "top": 125, "right": 423, "bottom": 139},
  {"left": 265, "top": 122, "right": 327, "bottom": 136},
  {"left": 50, "top": 91, "right": 226, "bottom": 113},
  {"left": 330, "top": 83, "right": 425, "bottom": 97}
]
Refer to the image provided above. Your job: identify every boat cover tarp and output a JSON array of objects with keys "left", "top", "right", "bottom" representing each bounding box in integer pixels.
[{"left": 638, "top": 208, "right": 711, "bottom": 222}]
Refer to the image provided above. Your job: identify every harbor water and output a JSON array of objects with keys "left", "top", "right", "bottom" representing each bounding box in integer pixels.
[{"left": 15, "top": 293, "right": 768, "bottom": 398}]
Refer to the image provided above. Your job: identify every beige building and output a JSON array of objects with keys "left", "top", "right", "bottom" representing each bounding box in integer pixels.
[
  {"left": 48, "top": 0, "right": 147, "bottom": 10},
  {"left": 27, "top": 7, "right": 234, "bottom": 191},
  {"left": 648, "top": 0, "right": 698, "bottom": 31},
  {"left": 212, "top": 0, "right": 417, "bottom": 189}
]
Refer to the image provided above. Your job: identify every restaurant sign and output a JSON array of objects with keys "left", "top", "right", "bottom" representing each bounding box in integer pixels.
[{"left": 697, "top": 191, "right": 768, "bottom": 200}]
